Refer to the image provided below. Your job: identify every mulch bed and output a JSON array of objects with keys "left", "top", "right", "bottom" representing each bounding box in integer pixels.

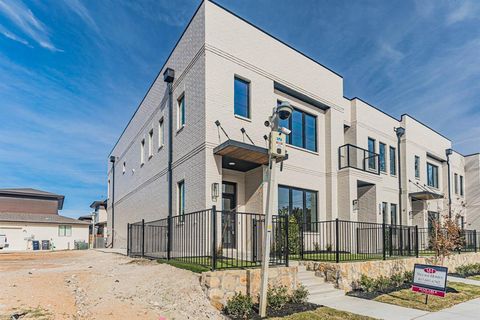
[
  {"left": 347, "top": 284, "right": 411, "bottom": 300},
  {"left": 226, "top": 302, "right": 320, "bottom": 319}
]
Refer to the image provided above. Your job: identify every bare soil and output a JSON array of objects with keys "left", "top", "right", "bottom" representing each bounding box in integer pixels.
[{"left": 0, "top": 250, "right": 223, "bottom": 320}]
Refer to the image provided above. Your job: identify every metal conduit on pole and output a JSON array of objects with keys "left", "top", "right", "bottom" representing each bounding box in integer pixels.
[
  {"left": 395, "top": 127, "right": 405, "bottom": 254},
  {"left": 163, "top": 68, "right": 175, "bottom": 260},
  {"left": 446, "top": 148, "right": 453, "bottom": 218}
]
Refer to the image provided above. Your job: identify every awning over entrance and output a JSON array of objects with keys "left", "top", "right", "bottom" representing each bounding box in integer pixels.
[
  {"left": 409, "top": 191, "right": 444, "bottom": 201},
  {"left": 213, "top": 140, "right": 269, "bottom": 172}
]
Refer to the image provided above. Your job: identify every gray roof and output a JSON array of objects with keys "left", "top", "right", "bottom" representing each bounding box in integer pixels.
[
  {"left": 0, "top": 188, "right": 65, "bottom": 209},
  {"left": 0, "top": 212, "right": 89, "bottom": 225},
  {"left": 89, "top": 200, "right": 106, "bottom": 209}
]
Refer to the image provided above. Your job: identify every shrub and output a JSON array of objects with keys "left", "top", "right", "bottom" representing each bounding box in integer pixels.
[
  {"left": 456, "top": 263, "right": 480, "bottom": 277},
  {"left": 359, "top": 272, "right": 412, "bottom": 293},
  {"left": 267, "top": 285, "right": 289, "bottom": 310},
  {"left": 224, "top": 292, "right": 253, "bottom": 320},
  {"left": 403, "top": 271, "right": 413, "bottom": 283},
  {"left": 374, "top": 276, "right": 391, "bottom": 293},
  {"left": 359, "top": 274, "right": 376, "bottom": 293},
  {"left": 290, "top": 285, "right": 309, "bottom": 304},
  {"left": 391, "top": 273, "right": 404, "bottom": 288}
]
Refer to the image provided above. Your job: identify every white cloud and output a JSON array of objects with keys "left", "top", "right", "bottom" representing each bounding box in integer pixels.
[
  {"left": 0, "top": 23, "right": 31, "bottom": 47},
  {"left": 446, "top": 1, "right": 478, "bottom": 25},
  {"left": 0, "top": 0, "right": 62, "bottom": 51},
  {"left": 63, "top": 0, "right": 100, "bottom": 33}
]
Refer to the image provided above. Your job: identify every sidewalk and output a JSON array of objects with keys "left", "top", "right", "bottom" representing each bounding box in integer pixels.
[{"left": 416, "top": 298, "right": 480, "bottom": 320}]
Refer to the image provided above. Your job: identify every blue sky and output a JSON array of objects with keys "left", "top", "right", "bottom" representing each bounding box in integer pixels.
[{"left": 0, "top": 0, "right": 479, "bottom": 218}]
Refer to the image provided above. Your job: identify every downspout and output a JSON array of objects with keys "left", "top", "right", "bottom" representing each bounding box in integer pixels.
[
  {"left": 395, "top": 127, "right": 405, "bottom": 227},
  {"left": 163, "top": 68, "right": 175, "bottom": 260},
  {"left": 109, "top": 155, "right": 116, "bottom": 247},
  {"left": 446, "top": 148, "right": 453, "bottom": 218}
]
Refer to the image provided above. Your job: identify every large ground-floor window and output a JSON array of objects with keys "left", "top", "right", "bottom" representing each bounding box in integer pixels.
[{"left": 278, "top": 185, "right": 318, "bottom": 231}]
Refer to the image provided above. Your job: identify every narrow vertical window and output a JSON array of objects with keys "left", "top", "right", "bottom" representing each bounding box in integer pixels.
[
  {"left": 234, "top": 77, "right": 250, "bottom": 118},
  {"left": 122, "top": 161, "right": 126, "bottom": 174},
  {"left": 454, "top": 173, "right": 459, "bottom": 194},
  {"left": 382, "top": 202, "right": 388, "bottom": 224},
  {"left": 389, "top": 146, "right": 396, "bottom": 175},
  {"left": 390, "top": 204, "right": 397, "bottom": 225},
  {"left": 178, "top": 180, "right": 185, "bottom": 220},
  {"left": 177, "top": 94, "right": 185, "bottom": 129},
  {"left": 148, "top": 130, "right": 153, "bottom": 158},
  {"left": 414, "top": 155, "right": 420, "bottom": 178},
  {"left": 368, "top": 138, "right": 376, "bottom": 170},
  {"left": 379, "top": 143, "right": 386, "bottom": 172},
  {"left": 140, "top": 139, "right": 145, "bottom": 165},
  {"left": 158, "top": 118, "right": 164, "bottom": 148},
  {"left": 427, "top": 163, "right": 438, "bottom": 188},
  {"left": 460, "top": 175, "right": 464, "bottom": 196}
]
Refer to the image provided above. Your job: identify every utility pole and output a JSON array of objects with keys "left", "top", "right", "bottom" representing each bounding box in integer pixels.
[{"left": 259, "top": 101, "right": 292, "bottom": 317}]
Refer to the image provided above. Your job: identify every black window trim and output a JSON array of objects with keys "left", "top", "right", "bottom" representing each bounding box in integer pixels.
[
  {"left": 389, "top": 146, "right": 396, "bottom": 175},
  {"left": 379, "top": 142, "right": 387, "bottom": 173},
  {"left": 234, "top": 76, "right": 251, "bottom": 119},
  {"left": 278, "top": 184, "right": 318, "bottom": 228}
]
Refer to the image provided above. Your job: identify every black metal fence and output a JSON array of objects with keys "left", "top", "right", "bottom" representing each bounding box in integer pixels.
[
  {"left": 128, "top": 210, "right": 480, "bottom": 269},
  {"left": 127, "top": 207, "right": 288, "bottom": 270}
]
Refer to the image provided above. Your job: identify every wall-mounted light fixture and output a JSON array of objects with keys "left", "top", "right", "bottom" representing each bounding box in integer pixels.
[{"left": 211, "top": 182, "right": 219, "bottom": 202}]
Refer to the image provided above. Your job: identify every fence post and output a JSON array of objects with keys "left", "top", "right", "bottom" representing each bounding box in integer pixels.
[
  {"left": 141, "top": 219, "right": 145, "bottom": 258},
  {"left": 211, "top": 205, "right": 217, "bottom": 271},
  {"left": 335, "top": 218, "right": 340, "bottom": 263},
  {"left": 474, "top": 230, "right": 477, "bottom": 253},
  {"left": 167, "top": 216, "right": 171, "bottom": 260},
  {"left": 415, "top": 225, "right": 419, "bottom": 258},
  {"left": 389, "top": 226, "right": 393, "bottom": 257},
  {"left": 285, "top": 215, "right": 289, "bottom": 267},
  {"left": 382, "top": 223, "right": 386, "bottom": 260},
  {"left": 300, "top": 220, "right": 304, "bottom": 260},
  {"left": 127, "top": 223, "right": 130, "bottom": 257}
]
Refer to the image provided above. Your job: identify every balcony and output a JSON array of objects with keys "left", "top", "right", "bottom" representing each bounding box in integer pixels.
[{"left": 338, "top": 144, "right": 380, "bottom": 175}]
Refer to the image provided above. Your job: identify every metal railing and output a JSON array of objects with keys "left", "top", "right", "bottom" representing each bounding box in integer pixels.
[
  {"left": 127, "top": 208, "right": 288, "bottom": 270},
  {"left": 294, "top": 219, "right": 418, "bottom": 262},
  {"left": 417, "top": 228, "right": 478, "bottom": 255},
  {"left": 339, "top": 144, "right": 380, "bottom": 175}
]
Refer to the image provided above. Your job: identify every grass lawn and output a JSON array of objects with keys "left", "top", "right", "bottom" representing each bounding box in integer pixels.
[
  {"left": 468, "top": 275, "right": 480, "bottom": 281},
  {"left": 269, "top": 306, "right": 375, "bottom": 320},
  {"left": 156, "top": 257, "right": 263, "bottom": 273},
  {"left": 374, "top": 282, "right": 480, "bottom": 312}
]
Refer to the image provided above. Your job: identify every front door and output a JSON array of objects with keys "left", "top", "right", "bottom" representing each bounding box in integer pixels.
[{"left": 222, "top": 182, "right": 237, "bottom": 248}]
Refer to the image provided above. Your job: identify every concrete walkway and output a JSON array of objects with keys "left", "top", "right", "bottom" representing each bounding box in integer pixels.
[
  {"left": 448, "top": 275, "right": 480, "bottom": 286},
  {"left": 319, "top": 295, "right": 429, "bottom": 320},
  {"left": 415, "top": 297, "right": 480, "bottom": 320}
]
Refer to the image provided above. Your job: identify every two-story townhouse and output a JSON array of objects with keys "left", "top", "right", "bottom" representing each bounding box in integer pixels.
[{"left": 107, "top": 0, "right": 479, "bottom": 249}]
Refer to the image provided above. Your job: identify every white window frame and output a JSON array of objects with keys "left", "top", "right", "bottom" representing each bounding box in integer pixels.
[
  {"left": 158, "top": 118, "right": 164, "bottom": 149},
  {"left": 178, "top": 180, "right": 185, "bottom": 221},
  {"left": 177, "top": 94, "right": 185, "bottom": 130},
  {"left": 140, "top": 139, "right": 145, "bottom": 165},
  {"left": 122, "top": 161, "right": 126, "bottom": 175},
  {"left": 148, "top": 129, "right": 154, "bottom": 159},
  {"left": 58, "top": 225, "right": 72, "bottom": 237}
]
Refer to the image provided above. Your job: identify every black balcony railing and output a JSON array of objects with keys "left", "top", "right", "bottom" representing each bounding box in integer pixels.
[{"left": 338, "top": 144, "right": 380, "bottom": 174}]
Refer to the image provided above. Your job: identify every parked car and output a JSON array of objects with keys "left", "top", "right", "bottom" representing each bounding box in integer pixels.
[{"left": 0, "top": 234, "right": 7, "bottom": 249}]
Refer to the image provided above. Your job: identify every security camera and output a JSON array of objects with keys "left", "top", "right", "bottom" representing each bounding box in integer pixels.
[
  {"left": 280, "top": 127, "right": 291, "bottom": 135},
  {"left": 277, "top": 101, "right": 293, "bottom": 120}
]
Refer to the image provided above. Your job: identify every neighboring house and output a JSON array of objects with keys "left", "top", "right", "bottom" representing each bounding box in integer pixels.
[
  {"left": 90, "top": 200, "right": 108, "bottom": 248},
  {"left": 106, "top": 0, "right": 480, "bottom": 249},
  {"left": 0, "top": 188, "right": 89, "bottom": 251}
]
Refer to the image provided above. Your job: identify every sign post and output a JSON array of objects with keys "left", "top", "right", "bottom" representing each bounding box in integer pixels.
[{"left": 412, "top": 263, "right": 448, "bottom": 303}]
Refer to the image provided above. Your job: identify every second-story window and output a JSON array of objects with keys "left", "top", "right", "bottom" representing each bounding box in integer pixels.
[
  {"left": 178, "top": 180, "right": 185, "bottom": 220},
  {"left": 177, "top": 94, "right": 185, "bottom": 129},
  {"left": 460, "top": 175, "right": 464, "bottom": 196},
  {"left": 379, "top": 143, "right": 386, "bottom": 172},
  {"left": 234, "top": 77, "right": 250, "bottom": 118},
  {"left": 278, "top": 103, "right": 317, "bottom": 152},
  {"left": 140, "top": 139, "right": 145, "bottom": 165},
  {"left": 389, "top": 146, "right": 396, "bottom": 175},
  {"left": 415, "top": 155, "right": 420, "bottom": 178},
  {"left": 427, "top": 162, "right": 438, "bottom": 188},
  {"left": 122, "top": 161, "right": 126, "bottom": 174},
  {"left": 158, "top": 118, "right": 164, "bottom": 148},
  {"left": 368, "top": 138, "right": 376, "bottom": 170},
  {"left": 148, "top": 129, "right": 153, "bottom": 158},
  {"left": 454, "top": 173, "right": 459, "bottom": 194}
]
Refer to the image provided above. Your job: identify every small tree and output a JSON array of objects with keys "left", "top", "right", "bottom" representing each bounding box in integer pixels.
[{"left": 429, "top": 214, "right": 464, "bottom": 264}]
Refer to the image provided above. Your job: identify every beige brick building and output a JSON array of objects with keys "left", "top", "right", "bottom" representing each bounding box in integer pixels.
[{"left": 107, "top": 1, "right": 480, "bottom": 248}]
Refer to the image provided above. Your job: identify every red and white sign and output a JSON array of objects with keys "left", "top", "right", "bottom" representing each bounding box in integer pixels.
[{"left": 412, "top": 264, "right": 448, "bottom": 298}]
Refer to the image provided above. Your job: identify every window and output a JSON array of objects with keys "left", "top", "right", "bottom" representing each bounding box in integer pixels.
[
  {"left": 382, "top": 202, "right": 388, "bottom": 224},
  {"left": 389, "top": 146, "right": 396, "bottom": 175},
  {"left": 379, "top": 143, "right": 386, "bottom": 172},
  {"left": 428, "top": 211, "right": 439, "bottom": 231},
  {"left": 414, "top": 156, "right": 420, "bottom": 178},
  {"left": 177, "top": 94, "right": 185, "bottom": 129},
  {"left": 368, "top": 138, "right": 376, "bottom": 170},
  {"left": 427, "top": 162, "right": 439, "bottom": 188},
  {"left": 178, "top": 180, "right": 185, "bottom": 219},
  {"left": 278, "top": 185, "right": 317, "bottom": 232},
  {"left": 278, "top": 101, "right": 317, "bottom": 152},
  {"left": 148, "top": 130, "right": 153, "bottom": 158},
  {"left": 390, "top": 204, "right": 397, "bottom": 225},
  {"left": 122, "top": 162, "right": 126, "bottom": 174},
  {"left": 234, "top": 77, "right": 250, "bottom": 118},
  {"left": 140, "top": 139, "right": 145, "bottom": 165},
  {"left": 58, "top": 225, "right": 72, "bottom": 237},
  {"left": 158, "top": 118, "right": 164, "bottom": 148},
  {"left": 454, "top": 173, "right": 459, "bottom": 194},
  {"left": 460, "top": 175, "right": 464, "bottom": 196},
  {"left": 107, "top": 179, "right": 110, "bottom": 199}
]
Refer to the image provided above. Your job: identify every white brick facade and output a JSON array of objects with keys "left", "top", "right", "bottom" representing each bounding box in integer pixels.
[{"left": 107, "top": 1, "right": 479, "bottom": 248}]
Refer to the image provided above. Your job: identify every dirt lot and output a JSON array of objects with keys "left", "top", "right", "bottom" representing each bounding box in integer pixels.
[{"left": 0, "top": 250, "right": 223, "bottom": 320}]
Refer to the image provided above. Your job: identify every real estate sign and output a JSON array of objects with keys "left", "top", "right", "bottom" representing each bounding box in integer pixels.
[{"left": 412, "top": 264, "right": 448, "bottom": 298}]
